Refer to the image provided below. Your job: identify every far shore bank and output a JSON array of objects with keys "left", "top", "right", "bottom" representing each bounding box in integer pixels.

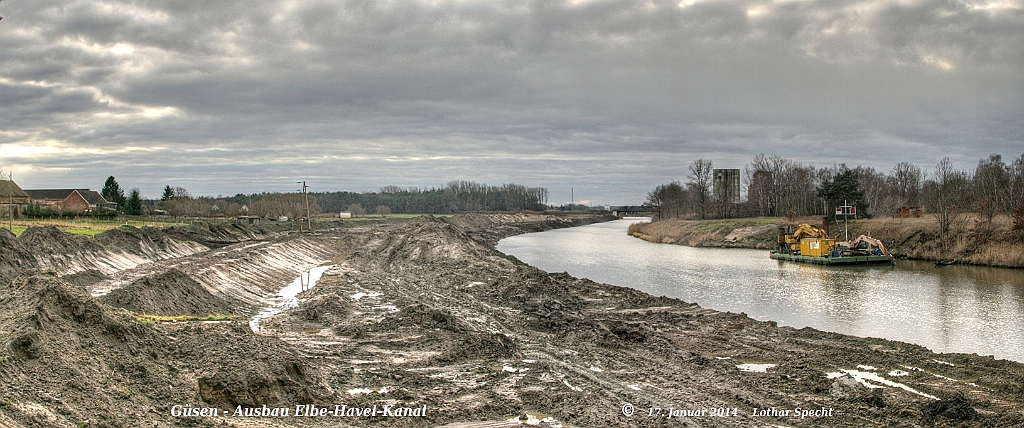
[{"left": 628, "top": 215, "right": 1024, "bottom": 269}]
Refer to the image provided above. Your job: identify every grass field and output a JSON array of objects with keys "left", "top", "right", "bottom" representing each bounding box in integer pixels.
[{"left": 2, "top": 218, "right": 190, "bottom": 237}]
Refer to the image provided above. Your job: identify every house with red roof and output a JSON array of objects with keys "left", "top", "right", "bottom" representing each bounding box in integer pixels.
[{"left": 23, "top": 189, "right": 113, "bottom": 213}]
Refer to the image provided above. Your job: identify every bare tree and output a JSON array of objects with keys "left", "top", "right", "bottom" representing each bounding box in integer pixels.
[
  {"left": 973, "top": 154, "right": 1011, "bottom": 224},
  {"left": 922, "top": 157, "right": 972, "bottom": 248},
  {"left": 160, "top": 187, "right": 210, "bottom": 217},
  {"left": 853, "top": 166, "right": 895, "bottom": 217},
  {"left": 1010, "top": 153, "right": 1024, "bottom": 231},
  {"left": 746, "top": 154, "right": 820, "bottom": 217},
  {"left": 347, "top": 203, "right": 366, "bottom": 217},
  {"left": 250, "top": 193, "right": 321, "bottom": 219},
  {"left": 646, "top": 181, "right": 687, "bottom": 219},
  {"left": 744, "top": 160, "right": 774, "bottom": 216},
  {"left": 687, "top": 158, "right": 713, "bottom": 219},
  {"left": 889, "top": 162, "right": 922, "bottom": 208}
]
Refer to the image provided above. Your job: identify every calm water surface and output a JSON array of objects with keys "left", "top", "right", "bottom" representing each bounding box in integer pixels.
[{"left": 497, "top": 218, "right": 1024, "bottom": 362}]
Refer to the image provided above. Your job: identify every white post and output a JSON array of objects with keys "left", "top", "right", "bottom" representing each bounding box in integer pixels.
[{"left": 844, "top": 199, "right": 849, "bottom": 241}]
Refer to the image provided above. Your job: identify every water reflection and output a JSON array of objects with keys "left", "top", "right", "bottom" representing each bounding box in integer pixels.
[{"left": 497, "top": 219, "right": 1024, "bottom": 362}]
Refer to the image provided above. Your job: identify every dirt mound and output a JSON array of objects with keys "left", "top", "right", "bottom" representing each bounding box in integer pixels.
[
  {"left": 15, "top": 226, "right": 108, "bottom": 274},
  {"left": 384, "top": 304, "right": 467, "bottom": 332},
  {"left": 95, "top": 225, "right": 159, "bottom": 249},
  {"left": 0, "top": 226, "right": 16, "bottom": 240},
  {"left": 100, "top": 268, "right": 233, "bottom": 316},
  {"left": 448, "top": 213, "right": 615, "bottom": 245},
  {"left": 6, "top": 226, "right": 207, "bottom": 279},
  {"left": 94, "top": 225, "right": 203, "bottom": 257},
  {"left": 171, "top": 322, "right": 332, "bottom": 408},
  {"left": 0, "top": 274, "right": 178, "bottom": 426},
  {"left": 0, "top": 273, "right": 331, "bottom": 426},
  {"left": 163, "top": 223, "right": 263, "bottom": 248},
  {"left": 295, "top": 292, "right": 352, "bottom": 323},
  {"left": 921, "top": 392, "right": 977, "bottom": 424},
  {"left": 18, "top": 226, "right": 100, "bottom": 253},
  {"left": 61, "top": 269, "right": 108, "bottom": 288},
  {"left": 262, "top": 292, "right": 353, "bottom": 331},
  {"left": 0, "top": 227, "right": 28, "bottom": 281},
  {"left": 356, "top": 216, "right": 497, "bottom": 269},
  {"left": 436, "top": 332, "right": 518, "bottom": 363}
]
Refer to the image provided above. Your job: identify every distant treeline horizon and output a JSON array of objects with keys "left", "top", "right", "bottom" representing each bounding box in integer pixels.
[{"left": 145, "top": 180, "right": 551, "bottom": 219}]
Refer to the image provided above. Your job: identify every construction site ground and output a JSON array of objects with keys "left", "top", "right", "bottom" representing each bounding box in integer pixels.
[{"left": 1, "top": 214, "right": 1022, "bottom": 427}]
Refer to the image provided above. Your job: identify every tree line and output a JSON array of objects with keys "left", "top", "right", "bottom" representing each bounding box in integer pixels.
[
  {"left": 42, "top": 179, "right": 550, "bottom": 219},
  {"left": 315, "top": 181, "right": 549, "bottom": 214},
  {"left": 646, "top": 153, "right": 1024, "bottom": 235}
]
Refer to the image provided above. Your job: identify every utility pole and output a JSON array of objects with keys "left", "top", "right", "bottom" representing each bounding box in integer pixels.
[
  {"left": 298, "top": 181, "right": 311, "bottom": 232},
  {"left": 7, "top": 171, "right": 13, "bottom": 233}
]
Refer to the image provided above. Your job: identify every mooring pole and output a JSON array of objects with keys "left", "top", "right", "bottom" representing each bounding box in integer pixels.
[{"left": 844, "top": 199, "right": 849, "bottom": 241}]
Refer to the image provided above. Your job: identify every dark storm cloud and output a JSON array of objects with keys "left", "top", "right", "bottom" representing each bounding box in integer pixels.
[{"left": 1, "top": 0, "right": 1022, "bottom": 204}]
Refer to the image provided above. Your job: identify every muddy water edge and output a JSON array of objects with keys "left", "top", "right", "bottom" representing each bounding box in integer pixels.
[{"left": 499, "top": 218, "right": 1024, "bottom": 363}]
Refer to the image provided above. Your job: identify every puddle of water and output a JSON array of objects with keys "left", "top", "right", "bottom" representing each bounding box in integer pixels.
[
  {"left": 351, "top": 292, "right": 381, "bottom": 301},
  {"left": 827, "top": 369, "right": 938, "bottom": 400},
  {"left": 250, "top": 264, "right": 335, "bottom": 332},
  {"left": 505, "top": 412, "right": 563, "bottom": 427},
  {"left": 737, "top": 363, "right": 776, "bottom": 373},
  {"left": 562, "top": 379, "right": 582, "bottom": 392},
  {"left": 346, "top": 386, "right": 391, "bottom": 395}
]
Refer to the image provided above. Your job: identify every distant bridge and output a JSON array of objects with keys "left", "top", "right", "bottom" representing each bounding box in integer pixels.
[{"left": 612, "top": 208, "right": 654, "bottom": 217}]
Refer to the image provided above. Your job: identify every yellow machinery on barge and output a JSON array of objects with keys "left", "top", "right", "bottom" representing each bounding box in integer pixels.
[{"left": 770, "top": 223, "right": 894, "bottom": 265}]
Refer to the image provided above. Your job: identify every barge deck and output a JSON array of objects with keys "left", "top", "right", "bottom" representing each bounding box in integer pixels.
[{"left": 770, "top": 251, "right": 894, "bottom": 265}]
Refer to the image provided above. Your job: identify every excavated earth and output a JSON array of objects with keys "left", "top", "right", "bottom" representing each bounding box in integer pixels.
[{"left": 1, "top": 215, "right": 1022, "bottom": 427}]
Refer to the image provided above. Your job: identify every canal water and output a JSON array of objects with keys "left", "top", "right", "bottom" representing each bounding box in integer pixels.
[{"left": 496, "top": 218, "right": 1024, "bottom": 362}]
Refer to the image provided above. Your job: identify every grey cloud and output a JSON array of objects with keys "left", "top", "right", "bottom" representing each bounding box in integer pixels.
[{"left": 1, "top": 0, "right": 1022, "bottom": 205}]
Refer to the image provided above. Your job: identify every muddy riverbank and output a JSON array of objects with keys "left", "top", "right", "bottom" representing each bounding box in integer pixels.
[{"left": 1, "top": 214, "right": 1022, "bottom": 427}]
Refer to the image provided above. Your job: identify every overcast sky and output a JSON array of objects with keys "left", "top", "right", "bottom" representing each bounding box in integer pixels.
[{"left": 1, "top": 0, "right": 1021, "bottom": 205}]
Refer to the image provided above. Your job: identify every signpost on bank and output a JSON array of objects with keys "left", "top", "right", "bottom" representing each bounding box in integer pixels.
[{"left": 835, "top": 200, "right": 856, "bottom": 241}]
